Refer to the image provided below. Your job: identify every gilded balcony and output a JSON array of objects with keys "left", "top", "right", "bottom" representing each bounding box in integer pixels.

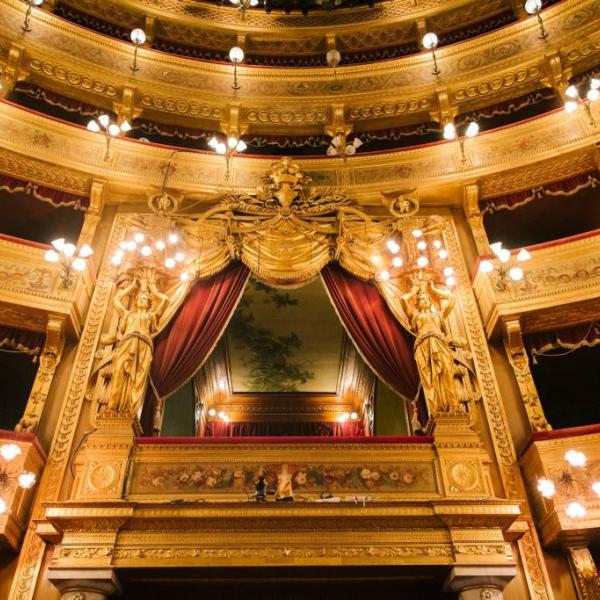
[
  {"left": 520, "top": 425, "right": 600, "bottom": 547},
  {"left": 472, "top": 230, "right": 600, "bottom": 340},
  {"left": 0, "top": 234, "right": 95, "bottom": 338},
  {"left": 0, "top": 430, "right": 46, "bottom": 551}
]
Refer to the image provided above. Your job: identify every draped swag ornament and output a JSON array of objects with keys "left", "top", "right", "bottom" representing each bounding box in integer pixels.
[
  {"left": 527, "top": 322, "right": 600, "bottom": 364},
  {"left": 0, "top": 326, "right": 45, "bottom": 361}
]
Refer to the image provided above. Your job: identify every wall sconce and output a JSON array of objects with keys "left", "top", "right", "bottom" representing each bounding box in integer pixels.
[
  {"left": 44, "top": 239, "right": 93, "bottom": 289},
  {"left": 130, "top": 28, "right": 146, "bottom": 72},
  {"left": 229, "top": 46, "right": 245, "bottom": 90},
  {"left": 479, "top": 241, "right": 531, "bottom": 291},
  {"left": 422, "top": 32, "right": 440, "bottom": 76},
  {"left": 564, "top": 79, "right": 599, "bottom": 126},
  {"left": 208, "top": 408, "right": 230, "bottom": 422},
  {"left": 87, "top": 115, "right": 132, "bottom": 160},
  {"left": 326, "top": 48, "right": 342, "bottom": 90},
  {"left": 229, "top": 0, "right": 259, "bottom": 20},
  {"left": 443, "top": 121, "right": 479, "bottom": 164},
  {"left": 0, "top": 443, "right": 37, "bottom": 515},
  {"left": 209, "top": 134, "right": 247, "bottom": 179},
  {"left": 337, "top": 411, "right": 359, "bottom": 423},
  {"left": 524, "top": 0, "right": 548, "bottom": 40},
  {"left": 536, "top": 449, "right": 600, "bottom": 519},
  {"left": 327, "top": 133, "right": 362, "bottom": 158},
  {"left": 22, "top": 0, "right": 43, "bottom": 32}
]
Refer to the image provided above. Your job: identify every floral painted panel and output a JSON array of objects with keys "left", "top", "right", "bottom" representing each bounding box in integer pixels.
[{"left": 131, "top": 461, "right": 437, "bottom": 495}]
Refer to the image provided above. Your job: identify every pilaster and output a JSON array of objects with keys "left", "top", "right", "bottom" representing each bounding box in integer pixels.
[
  {"left": 78, "top": 179, "right": 107, "bottom": 249},
  {"left": 566, "top": 546, "right": 600, "bottom": 600},
  {"left": 462, "top": 181, "right": 490, "bottom": 257}
]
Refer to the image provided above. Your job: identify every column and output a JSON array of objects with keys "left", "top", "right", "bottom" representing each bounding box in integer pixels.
[
  {"left": 445, "top": 566, "right": 517, "bottom": 600},
  {"left": 503, "top": 318, "right": 551, "bottom": 432},
  {"left": 567, "top": 545, "right": 600, "bottom": 600},
  {"left": 49, "top": 569, "right": 120, "bottom": 600}
]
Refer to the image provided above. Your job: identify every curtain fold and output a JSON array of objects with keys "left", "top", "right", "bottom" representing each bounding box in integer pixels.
[
  {"left": 0, "top": 326, "right": 45, "bottom": 361},
  {"left": 527, "top": 321, "right": 600, "bottom": 364},
  {"left": 205, "top": 420, "right": 364, "bottom": 437},
  {"left": 0, "top": 173, "right": 89, "bottom": 210},
  {"left": 321, "top": 263, "right": 420, "bottom": 401},
  {"left": 142, "top": 263, "right": 250, "bottom": 434}
]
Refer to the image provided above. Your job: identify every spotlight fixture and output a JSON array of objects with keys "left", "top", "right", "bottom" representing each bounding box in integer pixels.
[
  {"left": 0, "top": 443, "right": 37, "bottom": 515},
  {"left": 422, "top": 32, "right": 440, "bottom": 76},
  {"left": 130, "top": 28, "right": 146, "bottom": 72},
  {"left": 564, "top": 79, "right": 600, "bottom": 126},
  {"left": 327, "top": 134, "right": 363, "bottom": 158},
  {"left": 524, "top": 0, "right": 548, "bottom": 40},
  {"left": 326, "top": 48, "right": 342, "bottom": 90},
  {"left": 208, "top": 134, "right": 247, "bottom": 179},
  {"left": 22, "top": 0, "right": 43, "bottom": 32},
  {"left": 229, "top": 46, "right": 245, "bottom": 90},
  {"left": 87, "top": 115, "right": 132, "bottom": 160},
  {"left": 44, "top": 238, "right": 93, "bottom": 289},
  {"left": 478, "top": 241, "right": 531, "bottom": 291},
  {"left": 443, "top": 121, "right": 479, "bottom": 164},
  {"left": 230, "top": 0, "right": 259, "bottom": 20}
]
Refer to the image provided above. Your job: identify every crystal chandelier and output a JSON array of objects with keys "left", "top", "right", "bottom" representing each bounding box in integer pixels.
[
  {"left": 44, "top": 239, "right": 93, "bottom": 288},
  {"left": 479, "top": 242, "right": 531, "bottom": 291},
  {"left": 0, "top": 443, "right": 37, "bottom": 515},
  {"left": 443, "top": 121, "right": 479, "bottom": 164},
  {"left": 208, "top": 134, "right": 247, "bottom": 179},
  {"left": 564, "top": 79, "right": 600, "bottom": 126}
]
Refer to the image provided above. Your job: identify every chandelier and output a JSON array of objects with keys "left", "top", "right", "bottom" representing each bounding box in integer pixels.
[
  {"left": 44, "top": 239, "right": 94, "bottom": 288},
  {"left": 479, "top": 241, "right": 531, "bottom": 291},
  {"left": 0, "top": 443, "right": 37, "bottom": 515}
]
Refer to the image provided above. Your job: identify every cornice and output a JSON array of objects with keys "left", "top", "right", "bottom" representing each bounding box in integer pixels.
[
  {"left": 0, "top": 0, "right": 597, "bottom": 130},
  {"left": 0, "top": 100, "right": 598, "bottom": 203}
]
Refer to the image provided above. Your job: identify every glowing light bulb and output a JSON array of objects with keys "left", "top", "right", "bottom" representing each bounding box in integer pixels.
[
  {"left": 134, "top": 233, "right": 145, "bottom": 243},
  {"left": 180, "top": 271, "right": 190, "bottom": 282},
  {"left": 465, "top": 122, "right": 479, "bottom": 138},
  {"left": 218, "top": 411, "right": 225, "bottom": 419},
  {"left": 236, "top": 140, "right": 247, "bottom": 153},
  {"left": 592, "top": 481, "right": 600, "bottom": 497},
  {"left": 443, "top": 122, "right": 457, "bottom": 140},
  {"left": 566, "top": 501, "right": 586, "bottom": 518},
  {"left": 0, "top": 498, "right": 6, "bottom": 514},
  {"left": 479, "top": 260, "right": 494, "bottom": 273},
  {"left": 350, "top": 412, "right": 358, "bottom": 420},
  {"left": 379, "top": 270, "right": 391, "bottom": 281},
  {"left": 175, "top": 252, "right": 185, "bottom": 262},
  {"left": 392, "top": 257, "right": 403, "bottom": 268},
  {"left": 445, "top": 276, "right": 456, "bottom": 287},
  {"left": 498, "top": 249, "right": 511, "bottom": 263},
  {"left": 164, "top": 258, "right": 176, "bottom": 269},
  {"left": 417, "top": 256, "right": 429, "bottom": 268},
  {"left": 565, "top": 450, "right": 587, "bottom": 467},
  {"left": 87, "top": 120, "right": 100, "bottom": 133},
  {"left": 79, "top": 244, "right": 93, "bottom": 258},
  {"left": 141, "top": 246, "right": 152, "bottom": 257},
  {"left": 208, "top": 408, "right": 216, "bottom": 417},
  {"left": 168, "top": 233, "right": 179, "bottom": 244},
  {"left": 155, "top": 240, "right": 166, "bottom": 250},
  {"left": 565, "top": 85, "right": 578, "bottom": 99},
  {"left": 0, "top": 444, "right": 21, "bottom": 460},
  {"left": 509, "top": 267, "right": 524, "bottom": 281},
  {"left": 51, "top": 238, "right": 65, "bottom": 251},
  {"left": 126, "top": 241, "right": 137, "bottom": 251},
  {"left": 108, "top": 123, "right": 121, "bottom": 137},
  {"left": 120, "top": 241, "right": 128, "bottom": 250},
  {"left": 120, "top": 120, "right": 132, "bottom": 133},
  {"left": 416, "top": 240, "right": 427, "bottom": 250},
  {"left": 44, "top": 249, "right": 60, "bottom": 263},
  {"left": 411, "top": 229, "right": 423, "bottom": 238},
  {"left": 130, "top": 28, "right": 147, "bottom": 45},
  {"left": 517, "top": 248, "right": 531, "bottom": 262},
  {"left": 438, "top": 249, "right": 448, "bottom": 260},
  {"left": 98, "top": 114, "right": 110, "bottom": 128},
  {"left": 18, "top": 472, "right": 36, "bottom": 489},
  {"left": 537, "top": 478, "right": 556, "bottom": 498},
  {"left": 490, "top": 242, "right": 503, "bottom": 257},
  {"left": 62, "top": 243, "right": 76, "bottom": 258},
  {"left": 111, "top": 254, "right": 123, "bottom": 266},
  {"left": 432, "top": 240, "right": 442, "bottom": 249},
  {"left": 386, "top": 239, "right": 400, "bottom": 253},
  {"left": 72, "top": 257, "right": 86, "bottom": 272},
  {"left": 422, "top": 32, "right": 438, "bottom": 50},
  {"left": 565, "top": 100, "right": 578, "bottom": 113},
  {"left": 227, "top": 136, "right": 239, "bottom": 149},
  {"left": 370, "top": 255, "right": 383, "bottom": 266}
]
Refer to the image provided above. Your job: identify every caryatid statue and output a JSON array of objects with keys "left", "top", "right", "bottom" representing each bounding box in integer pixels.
[{"left": 99, "top": 269, "right": 170, "bottom": 418}]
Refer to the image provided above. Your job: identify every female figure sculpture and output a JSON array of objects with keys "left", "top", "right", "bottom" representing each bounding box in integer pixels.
[
  {"left": 101, "top": 270, "right": 169, "bottom": 417},
  {"left": 401, "top": 279, "right": 461, "bottom": 415}
]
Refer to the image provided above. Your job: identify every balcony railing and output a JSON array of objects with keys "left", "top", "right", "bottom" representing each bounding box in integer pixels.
[{"left": 473, "top": 230, "right": 600, "bottom": 339}]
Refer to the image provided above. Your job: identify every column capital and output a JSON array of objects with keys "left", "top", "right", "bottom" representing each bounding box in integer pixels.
[
  {"left": 48, "top": 568, "right": 121, "bottom": 600},
  {"left": 444, "top": 566, "right": 517, "bottom": 600}
]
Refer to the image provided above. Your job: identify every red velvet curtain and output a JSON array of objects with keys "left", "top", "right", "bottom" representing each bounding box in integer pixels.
[
  {"left": 205, "top": 420, "right": 364, "bottom": 437},
  {"left": 0, "top": 326, "right": 45, "bottom": 361},
  {"left": 142, "top": 263, "right": 250, "bottom": 434},
  {"left": 0, "top": 173, "right": 89, "bottom": 209},
  {"left": 321, "top": 263, "right": 420, "bottom": 401}
]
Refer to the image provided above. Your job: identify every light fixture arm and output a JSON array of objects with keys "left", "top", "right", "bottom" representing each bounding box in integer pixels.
[
  {"left": 534, "top": 9, "right": 548, "bottom": 39},
  {"left": 582, "top": 100, "right": 597, "bottom": 127},
  {"left": 22, "top": 0, "right": 35, "bottom": 32},
  {"left": 430, "top": 48, "right": 440, "bottom": 76},
  {"left": 232, "top": 63, "right": 240, "bottom": 90},
  {"left": 131, "top": 42, "right": 141, "bottom": 72}
]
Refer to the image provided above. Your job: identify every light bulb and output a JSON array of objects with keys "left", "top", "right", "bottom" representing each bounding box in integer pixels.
[
  {"left": 208, "top": 136, "right": 219, "bottom": 149},
  {"left": 445, "top": 276, "right": 456, "bottom": 287},
  {"left": 130, "top": 28, "right": 146, "bottom": 45},
  {"left": 72, "top": 257, "right": 86, "bottom": 272},
  {"left": 175, "top": 252, "right": 185, "bottom": 262},
  {"left": 416, "top": 240, "right": 427, "bottom": 250},
  {"left": 566, "top": 501, "right": 586, "bottom": 518},
  {"left": 417, "top": 256, "right": 429, "bottom": 268},
  {"left": 140, "top": 245, "right": 152, "bottom": 257},
  {"left": 590, "top": 78, "right": 600, "bottom": 90},
  {"left": 422, "top": 32, "right": 438, "bottom": 50},
  {"left": 565, "top": 85, "right": 578, "bottom": 99},
  {"left": 479, "top": 260, "right": 494, "bottom": 273},
  {"left": 126, "top": 241, "right": 137, "bottom": 251},
  {"left": 411, "top": 229, "right": 423, "bottom": 238},
  {"left": 443, "top": 122, "right": 456, "bottom": 140},
  {"left": 227, "top": 136, "right": 239, "bottom": 149},
  {"left": 180, "top": 271, "right": 190, "bottom": 282},
  {"left": 465, "top": 121, "right": 479, "bottom": 138},
  {"left": 438, "top": 249, "right": 449, "bottom": 260},
  {"left": 392, "top": 257, "right": 403, "bottom": 268},
  {"left": 108, "top": 123, "right": 121, "bottom": 137},
  {"left": 565, "top": 100, "right": 578, "bottom": 113},
  {"left": 78, "top": 244, "right": 93, "bottom": 258},
  {"left": 565, "top": 449, "right": 587, "bottom": 467},
  {"left": 386, "top": 240, "right": 400, "bottom": 254},
  {"left": 216, "top": 143, "right": 227, "bottom": 155},
  {"left": 537, "top": 478, "right": 556, "bottom": 498},
  {"left": 350, "top": 412, "right": 358, "bottom": 420},
  {"left": 587, "top": 88, "right": 600, "bottom": 102},
  {"left": 498, "top": 249, "right": 511, "bottom": 263},
  {"left": 134, "top": 233, "right": 145, "bottom": 243},
  {"left": 44, "top": 249, "right": 60, "bottom": 263},
  {"left": 98, "top": 114, "right": 110, "bottom": 128},
  {"left": 517, "top": 248, "right": 531, "bottom": 262},
  {"left": 326, "top": 48, "right": 341, "bottom": 67},
  {"left": 164, "top": 258, "right": 176, "bottom": 269},
  {"left": 509, "top": 267, "right": 524, "bottom": 281},
  {"left": 222, "top": 414, "right": 230, "bottom": 422},
  {"left": 208, "top": 408, "right": 217, "bottom": 417},
  {"left": 524, "top": 0, "right": 542, "bottom": 14},
  {"left": 120, "top": 241, "right": 128, "bottom": 250},
  {"left": 490, "top": 242, "right": 503, "bottom": 257},
  {"left": 18, "top": 472, "right": 36, "bottom": 489},
  {"left": 111, "top": 254, "right": 123, "bottom": 266},
  {"left": 379, "top": 270, "right": 391, "bottom": 281},
  {"left": 432, "top": 240, "right": 442, "bottom": 249},
  {"left": 236, "top": 140, "right": 247, "bottom": 153},
  {"left": 370, "top": 255, "right": 383, "bottom": 266},
  {"left": 218, "top": 411, "right": 225, "bottom": 419},
  {"left": 0, "top": 444, "right": 21, "bottom": 460},
  {"left": 229, "top": 46, "right": 245, "bottom": 64},
  {"left": 443, "top": 267, "right": 454, "bottom": 276},
  {"left": 62, "top": 243, "right": 76, "bottom": 258},
  {"left": 87, "top": 120, "right": 100, "bottom": 133},
  {"left": 120, "top": 120, "right": 132, "bottom": 133},
  {"left": 0, "top": 498, "right": 6, "bottom": 514},
  {"left": 592, "top": 481, "right": 600, "bottom": 497},
  {"left": 168, "top": 233, "right": 179, "bottom": 244},
  {"left": 155, "top": 240, "right": 166, "bottom": 250},
  {"left": 51, "top": 238, "right": 65, "bottom": 251}
]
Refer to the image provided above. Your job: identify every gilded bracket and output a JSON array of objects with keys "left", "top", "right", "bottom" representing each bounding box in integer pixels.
[
  {"left": 462, "top": 181, "right": 490, "bottom": 256},
  {"left": 566, "top": 546, "right": 600, "bottom": 600}
]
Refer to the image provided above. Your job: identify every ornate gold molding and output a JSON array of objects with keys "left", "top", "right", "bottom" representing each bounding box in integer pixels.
[{"left": 567, "top": 546, "right": 600, "bottom": 600}]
